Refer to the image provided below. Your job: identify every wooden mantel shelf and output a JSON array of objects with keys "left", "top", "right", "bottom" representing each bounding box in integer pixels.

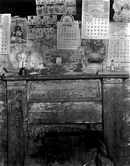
[{"left": 1, "top": 71, "right": 129, "bottom": 81}]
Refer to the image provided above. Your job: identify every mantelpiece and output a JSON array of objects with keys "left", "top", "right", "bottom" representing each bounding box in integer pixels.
[
  {"left": 2, "top": 71, "right": 129, "bottom": 81},
  {"left": 2, "top": 72, "right": 129, "bottom": 166}
]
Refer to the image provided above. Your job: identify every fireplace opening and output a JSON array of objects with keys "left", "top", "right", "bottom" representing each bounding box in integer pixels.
[{"left": 24, "top": 124, "right": 113, "bottom": 166}]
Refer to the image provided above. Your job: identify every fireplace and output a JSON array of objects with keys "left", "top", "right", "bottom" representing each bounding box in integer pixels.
[
  {"left": 24, "top": 79, "right": 103, "bottom": 165},
  {"left": 6, "top": 74, "right": 127, "bottom": 166},
  {"left": 25, "top": 126, "right": 103, "bottom": 166}
]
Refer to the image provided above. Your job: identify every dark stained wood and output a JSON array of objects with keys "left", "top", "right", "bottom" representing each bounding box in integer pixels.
[
  {"left": 27, "top": 80, "right": 101, "bottom": 102},
  {"left": 7, "top": 81, "right": 27, "bottom": 166},
  {"left": 28, "top": 123, "right": 103, "bottom": 138},
  {"left": 103, "top": 81, "right": 123, "bottom": 166},
  {"left": 28, "top": 102, "right": 102, "bottom": 124},
  {"left": 4, "top": 75, "right": 128, "bottom": 166},
  {"left": 2, "top": 72, "right": 129, "bottom": 81},
  {"left": 103, "top": 78, "right": 122, "bottom": 84},
  {"left": 123, "top": 78, "right": 130, "bottom": 161}
]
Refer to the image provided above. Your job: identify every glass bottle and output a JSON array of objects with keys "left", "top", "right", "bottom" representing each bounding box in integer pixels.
[{"left": 110, "top": 60, "right": 115, "bottom": 72}]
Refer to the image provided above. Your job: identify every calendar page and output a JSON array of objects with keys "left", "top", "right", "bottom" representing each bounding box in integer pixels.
[
  {"left": 82, "top": 0, "right": 109, "bottom": 39},
  {"left": 57, "top": 21, "right": 79, "bottom": 49},
  {"left": 109, "top": 22, "right": 130, "bottom": 62},
  {"left": 0, "top": 14, "right": 11, "bottom": 54}
]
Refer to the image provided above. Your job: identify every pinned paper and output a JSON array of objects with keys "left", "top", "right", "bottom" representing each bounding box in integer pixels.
[{"left": 56, "top": 57, "right": 62, "bottom": 65}]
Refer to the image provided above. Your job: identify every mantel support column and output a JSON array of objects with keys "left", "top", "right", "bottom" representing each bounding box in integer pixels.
[
  {"left": 103, "top": 78, "right": 124, "bottom": 166},
  {"left": 7, "top": 81, "right": 27, "bottom": 166}
]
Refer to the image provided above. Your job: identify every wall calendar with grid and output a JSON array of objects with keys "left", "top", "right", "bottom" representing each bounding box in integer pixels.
[
  {"left": 109, "top": 35, "right": 130, "bottom": 62},
  {"left": 82, "top": 0, "right": 109, "bottom": 39},
  {"left": 57, "top": 21, "right": 79, "bottom": 49},
  {"left": 0, "top": 14, "right": 11, "bottom": 54},
  {"left": 109, "top": 22, "right": 130, "bottom": 62}
]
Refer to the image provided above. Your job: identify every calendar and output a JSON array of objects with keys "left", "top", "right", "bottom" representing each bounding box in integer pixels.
[
  {"left": 0, "top": 14, "right": 11, "bottom": 54},
  {"left": 109, "top": 35, "right": 130, "bottom": 62},
  {"left": 109, "top": 22, "right": 130, "bottom": 62},
  {"left": 57, "top": 21, "right": 79, "bottom": 49},
  {"left": 82, "top": 0, "right": 109, "bottom": 39}
]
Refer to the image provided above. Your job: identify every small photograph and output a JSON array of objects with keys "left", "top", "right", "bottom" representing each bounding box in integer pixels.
[
  {"left": 27, "top": 26, "right": 36, "bottom": 40},
  {"left": 39, "top": 0, "right": 44, "bottom": 5},
  {"left": 66, "top": 0, "right": 76, "bottom": 6},
  {"left": 52, "top": 15, "right": 57, "bottom": 23},
  {"left": 36, "top": 0, "right": 40, "bottom": 5},
  {"left": 46, "top": 0, "right": 54, "bottom": 3},
  {"left": 28, "top": 16, "right": 33, "bottom": 25},
  {"left": 55, "top": 4, "right": 66, "bottom": 14},
  {"left": 50, "top": 0, "right": 55, "bottom": 4},
  {"left": 42, "top": 5, "right": 48, "bottom": 15},
  {"left": 55, "top": 0, "right": 65, "bottom": 4},
  {"left": 44, "top": 16, "right": 50, "bottom": 24},
  {"left": 47, "top": 5, "right": 55, "bottom": 14},
  {"left": 36, "top": 16, "right": 43, "bottom": 24},
  {"left": 36, "top": 28, "right": 43, "bottom": 38},
  {"left": 44, "top": 28, "right": 49, "bottom": 36},
  {"left": 67, "top": 6, "right": 76, "bottom": 15},
  {"left": 28, "top": 16, "right": 37, "bottom": 25},
  {"left": 48, "top": 27, "right": 54, "bottom": 35},
  {"left": 36, "top": 6, "right": 43, "bottom": 16}
]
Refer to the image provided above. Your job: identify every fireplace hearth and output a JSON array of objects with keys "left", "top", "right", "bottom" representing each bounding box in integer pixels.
[
  {"left": 6, "top": 74, "right": 128, "bottom": 166},
  {"left": 25, "top": 126, "right": 107, "bottom": 166}
]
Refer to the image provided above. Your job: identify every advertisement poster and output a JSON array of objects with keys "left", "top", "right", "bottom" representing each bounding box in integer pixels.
[
  {"left": 27, "top": 15, "right": 57, "bottom": 57},
  {"left": 10, "top": 17, "right": 27, "bottom": 44}
]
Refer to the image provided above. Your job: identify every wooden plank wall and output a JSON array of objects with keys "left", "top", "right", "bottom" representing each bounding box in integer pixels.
[
  {"left": 27, "top": 80, "right": 102, "bottom": 124},
  {"left": 0, "top": 81, "right": 7, "bottom": 165},
  {"left": 123, "top": 78, "right": 130, "bottom": 166}
]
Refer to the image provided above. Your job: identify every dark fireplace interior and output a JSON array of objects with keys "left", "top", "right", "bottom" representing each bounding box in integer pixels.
[{"left": 25, "top": 124, "right": 106, "bottom": 166}]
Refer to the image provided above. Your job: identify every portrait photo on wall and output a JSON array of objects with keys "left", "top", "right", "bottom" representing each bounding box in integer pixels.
[{"left": 10, "top": 17, "right": 27, "bottom": 44}]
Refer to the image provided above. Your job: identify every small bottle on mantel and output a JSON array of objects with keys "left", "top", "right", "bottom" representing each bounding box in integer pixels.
[
  {"left": 110, "top": 59, "right": 115, "bottom": 72},
  {"left": 19, "top": 62, "right": 26, "bottom": 76}
]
